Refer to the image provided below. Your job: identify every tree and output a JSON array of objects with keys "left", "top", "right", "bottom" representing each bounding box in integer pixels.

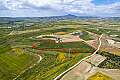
[
  {"left": 12, "top": 47, "right": 23, "bottom": 55},
  {"left": 57, "top": 53, "right": 66, "bottom": 62},
  {"left": 32, "top": 43, "right": 37, "bottom": 49}
]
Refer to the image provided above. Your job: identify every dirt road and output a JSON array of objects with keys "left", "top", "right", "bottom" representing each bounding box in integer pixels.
[{"left": 54, "top": 34, "right": 103, "bottom": 80}]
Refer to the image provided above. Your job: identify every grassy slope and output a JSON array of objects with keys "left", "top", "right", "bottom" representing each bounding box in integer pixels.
[
  {"left": 0, "top": 52, "right": 38, "bottom": 80},
  {"left": 37, "top": 40, "right": 94, "bottom": 53},
  {"left": 0, "top": 29, "right": 39, "bottom": 80},
  {"left": 16, "top": 52, "right": 90, "bottom": 80},
  {"left": 0, "top": 21, "right": 98, "bottom": 80}
]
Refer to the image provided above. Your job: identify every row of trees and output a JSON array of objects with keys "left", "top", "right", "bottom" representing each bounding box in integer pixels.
[{"left": 97, "top": 51, "right": 120, "bottom": 69}]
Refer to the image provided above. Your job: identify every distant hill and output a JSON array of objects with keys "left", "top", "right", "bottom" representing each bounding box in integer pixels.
[{"left": 0, "top": 14, "right": 120, "bottom": 24}]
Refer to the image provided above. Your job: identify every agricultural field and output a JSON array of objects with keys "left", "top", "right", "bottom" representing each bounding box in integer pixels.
[
  {"left": 0, "top": 52, "right": 38, "bottom": 80},
  {"left": 0, "top": 17, "right": 120, "bottom": 80},
  {"left": 0, "top": 20, "right": 95, "bottom": 80},
  {"left": 15, "top": 51, "right": 90, "bottom": 80},
  {"left": 87, "top": 72, "right": 113, "bottom": 80},
  {"left": 97, "top": 51, "right": 120, "bottom": 69},
  {"left": 0, "top": 38, "right": 38, "bottom": 80},
  {"left": 36, "top": 40, "right": 94, "bottom": 53}
]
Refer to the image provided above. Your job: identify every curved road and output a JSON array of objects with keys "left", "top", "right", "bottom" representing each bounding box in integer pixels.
[
  {"left": 54, "top": 34, "right": 103, "bottom": 80},
  {"left": 13, "top": 54, "right": 42, "bottom": 80}
]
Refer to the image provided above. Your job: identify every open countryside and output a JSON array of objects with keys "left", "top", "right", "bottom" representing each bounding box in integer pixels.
[
  {"left": 0, "top": 16, "right": 120, "bottom": 80},
  {"left": 0, "top": 0, "right": 120, "bottom": 79}
]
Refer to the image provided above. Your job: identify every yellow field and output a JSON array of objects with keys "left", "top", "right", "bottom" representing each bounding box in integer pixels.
[{"left": 87, "top": 72, "right": 113, "bottom": 80}]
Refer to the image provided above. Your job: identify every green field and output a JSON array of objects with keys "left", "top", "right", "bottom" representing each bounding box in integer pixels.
[
  {"left": 36, "top": 40, "right": 94, "bottom": 53},
  {"left": 0, "top": 18, "right": 120, "bottom": 80},
  {"left": 0, "top": 26, "right": 94, "bottom": 80},
  {"left": 0, "top": 51, "right": 38, "bottom": 80},
  {"left": 14, "top": 51, "right": 90, "bottom": 80},
  {"left": 97, "top": 52, "right": 120, "bottom": 69}
]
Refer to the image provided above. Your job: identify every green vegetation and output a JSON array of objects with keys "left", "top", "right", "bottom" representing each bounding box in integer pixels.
[
  {"left": 0, "top": 52, "right": 38, "bottom": 80},
  {"left": 97, "top": 51, "right": 120, "bottom": 69},
  {"left": 79, "top": 31, "right": 94, "bottom": 41},
  {"left": 84, "top": 27, "right": 105, "bottom": 35},
  {"left": 15, "top": 51, "right": 90, "bottom": 80},
  {"left": 0, "top": 29, "right": 39, "bottom": 80},
  {"left": 37, "top": 40, "right": 94, "bottom": 53},
  {"left": 84, "top": 26, "right": 120, "bottom": 38},
  {"left": 42, "top": 36, "right": 57, "bottom": 38},
  {"left": 0, "top": 42, "right": 11, "bottom": 54},
  {"left": 0, "top": 26, "right": 93, "bottom": 80},
  {"left": 0, "top": 28, "right": 12, "bottom": 38},
  {"left": 0, "top": 37, "right": 11, "bottom": 54},
  {"left": 46, "top": 28, "right": 76, "bottom": 34},
  {"left": 0, "top": 18, "right": 120, "bottom": 80},
  {"left": 71, "top": 31, "right": 94, "bottom": 40}
]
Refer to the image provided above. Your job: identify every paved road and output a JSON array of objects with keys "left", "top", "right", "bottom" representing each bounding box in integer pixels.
[
  {"left": 54, "top": 34, "right": 103, "bottom": 80},
  {"left": 13, "top": 54, "right": 42, "bottom": 80}
]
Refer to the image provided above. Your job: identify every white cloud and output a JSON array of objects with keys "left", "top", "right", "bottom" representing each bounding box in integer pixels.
[
  {"left": 0, "top": 0, "right": 120, "bottom": 16},
  {"left": 63, "top": 0, "right": 120, "bottom": 16}
]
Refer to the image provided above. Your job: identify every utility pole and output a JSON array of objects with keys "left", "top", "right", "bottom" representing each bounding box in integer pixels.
[{"left": 68, "top": 48, "right": 71, "bottom": 58}]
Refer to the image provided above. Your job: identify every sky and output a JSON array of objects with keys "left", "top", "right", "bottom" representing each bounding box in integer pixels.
[{"left": 0, "top": 0, "right": 120, "bottom": 17}]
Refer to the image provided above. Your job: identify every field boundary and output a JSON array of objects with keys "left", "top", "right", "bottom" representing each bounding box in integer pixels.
[
  {"left": 12, "top": 54, "right": 42, "bottom": 80},
  {"left": 54, "top": 34, "right": 103, "bottom": 80}
]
